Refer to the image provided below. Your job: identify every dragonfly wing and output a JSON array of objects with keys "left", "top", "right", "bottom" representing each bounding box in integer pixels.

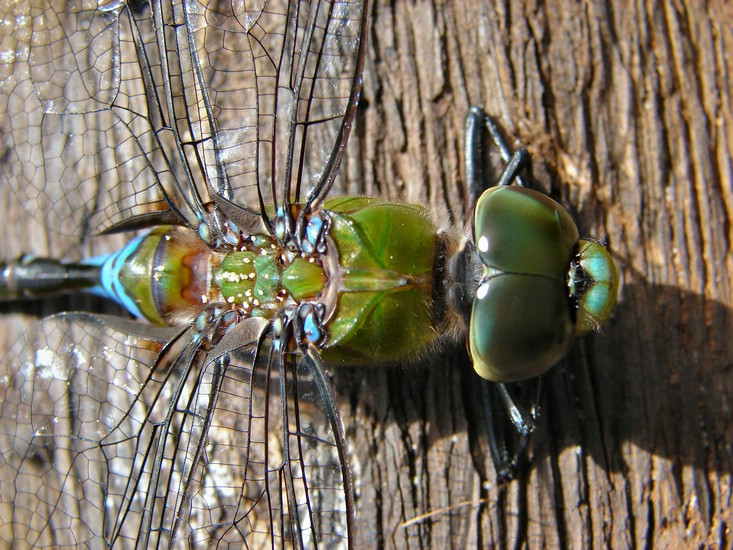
[
  {"left": 1, "top": 312, "right": 352, "bottom": 547},
  {"left": 164, "top": 327, "right": 353, "bottom": 547},
  {"left": 161, "top": 0, "right": 369, "bottom": 231},
  {"left": 0, "top": 0, "right": 368, "bottom": 238},
  {"left": 0, "top": 313, "right": 183, "bottom": 547},
  {"left": 0, "top": 2, "right": 183, "bottom": 237}
]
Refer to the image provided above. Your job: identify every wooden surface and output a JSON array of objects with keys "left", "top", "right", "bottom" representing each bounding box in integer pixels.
[
  {"left": 1, "top": 1, "right": 731, "bottom": 548},
  {"left": 335, "top": 1, "right": 733, "bottom": 548}
]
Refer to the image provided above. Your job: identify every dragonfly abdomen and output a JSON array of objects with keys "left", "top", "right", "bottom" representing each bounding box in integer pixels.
[
  {"left": 94, "top": 226, "right": 220, "bottom": 325},
  {"left": 0, "top": 256, "right": 100, "bottom": 300}
]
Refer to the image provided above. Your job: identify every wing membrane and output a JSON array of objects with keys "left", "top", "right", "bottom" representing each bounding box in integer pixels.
[
  {"left": 0, "top": 313, "right": 351, "bottom": 548},
  {"left": 166, "top": 334, "right": 352, "bottom": 547},
  {"left": 0, "top": 0, "right": 367, "bottom": 238},
  {"left": 162, "top": 0, "right": 368, "bottom": 230},
  {"left": 0, "top": 1, "right": 179, "bottom": 236},
  {"left": 0, "top": 313, "right": 182, "bottom": 546},
  {"left": 1, "top": 0, "right": 368, "bottom": 546}
]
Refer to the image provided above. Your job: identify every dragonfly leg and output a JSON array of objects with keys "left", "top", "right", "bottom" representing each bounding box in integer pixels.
[
  {"left": 294, "top": 302, "right": 328, "bottom": 347},
  {"left": 269, "top": 301, "right": 328, "bottom": 356},
  {"left": 193, "top": 304, "right": 241, "bottom": 348},
  {"left": 496, "top": 148, "right": 532, "bottom": 188},
  {"left": 465, "top": 106, "right": 533, "bottom": 205},
  {"left": 275, "top": 205, "right": 297, "bottom": 250},
  {"left": 297, "top": 211, "right": 331, "bottom": 255},
  {"left": 483, "top": 377, "right": 543, "bottom": 481}
]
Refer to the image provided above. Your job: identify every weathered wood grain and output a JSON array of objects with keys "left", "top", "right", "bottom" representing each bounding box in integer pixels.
[
  {"left": 1, "top": 1, "right": 730, "bottom": 548},
  {"left": 335, "top": 1, "right": 733, "bottom": 547}
]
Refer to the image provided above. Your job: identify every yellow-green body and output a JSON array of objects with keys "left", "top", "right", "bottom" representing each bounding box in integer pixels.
[
  {"left": 100, "top": 197, "right": 441, "bottom": 364},
  {"left": 320, "top": 197, "right": 439, "bottom": 363}
]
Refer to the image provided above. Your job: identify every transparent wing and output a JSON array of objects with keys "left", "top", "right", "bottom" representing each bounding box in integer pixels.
[
  {"left": 0, "top": 313, "right": 182, "bottom": 546},
  {"left": 0, "top": 313, "right": 351, "bottom": 548},
  {"left": 0, "top": 0, "right": 368, "bottom": 238},
  {"left": 147, "top": 0, "right": 369, "bottom": 236},
  {"left": 176, "top": 336, "right": 353, "bottom": 548},
  {"left": 0, "top": 1, "right": 177, "bottom": 237}
]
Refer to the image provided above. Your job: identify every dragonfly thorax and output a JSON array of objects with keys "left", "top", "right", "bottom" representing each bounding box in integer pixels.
[{"left": 93, "top": 196, "right": 447, "bottom": 367}]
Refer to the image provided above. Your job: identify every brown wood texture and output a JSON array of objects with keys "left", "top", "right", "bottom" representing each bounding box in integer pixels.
[
  {"left": 334, "top": 1, "right": 733, "bottom": 548},
  {"left": 0, "top": 1, "right": 731, "bottom": 548}
]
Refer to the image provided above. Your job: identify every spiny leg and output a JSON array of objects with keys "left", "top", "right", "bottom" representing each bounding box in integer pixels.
[
  {"left": 482, "top": 377, "right": 544, "bottom": 481},
  {"left": 464, "top": 106, "right": 532, "bottom": 206},
  {"left": 465, "top": 106, "right": 545, "bottom": 480}
]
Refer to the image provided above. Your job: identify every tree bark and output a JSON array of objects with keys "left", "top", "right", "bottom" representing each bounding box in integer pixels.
[
  {"left": 335, "top": 1, "right": 733, "bottom": 548},
  {"left": 1, "top": 1, "right": 731, "bottom": 549}
]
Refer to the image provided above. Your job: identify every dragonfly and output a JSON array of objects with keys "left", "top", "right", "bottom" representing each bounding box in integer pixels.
[{"left": 0, "top": 0, "right": 619, "bottom": 548}]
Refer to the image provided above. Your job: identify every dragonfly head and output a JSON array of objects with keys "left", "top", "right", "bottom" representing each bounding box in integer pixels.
[{"left": 465, "top": 186, "right": 619, "bottom": 383}]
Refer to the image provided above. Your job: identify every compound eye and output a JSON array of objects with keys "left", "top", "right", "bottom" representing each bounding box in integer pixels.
[
  {"left": 469, "top": 274, "right": 574, "bottom": 382},
  {"left": 473, "top": 186, "right": 579, "bottom": 279}
]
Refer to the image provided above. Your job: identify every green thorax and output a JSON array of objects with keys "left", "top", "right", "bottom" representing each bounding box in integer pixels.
[
  {"left": 213, "top": 235, "right": 327, "bottom": 317},
  {"left": 113, "top": 197, "right": 441, "bottom": 357},
  {"left": 212, "top": 197, "right": 440, "bottom": 363},
  {"left": 319, "top": 197, "right": 440, "bottom": 364}
]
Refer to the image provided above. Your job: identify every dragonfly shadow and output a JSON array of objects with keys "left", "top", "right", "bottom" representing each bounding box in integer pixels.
[
  {"left": 529, "top": 271, "right": 733, "bottom": 480},
  {"left": 331, "top": 269, "right": 733, "bottom": 498}
]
